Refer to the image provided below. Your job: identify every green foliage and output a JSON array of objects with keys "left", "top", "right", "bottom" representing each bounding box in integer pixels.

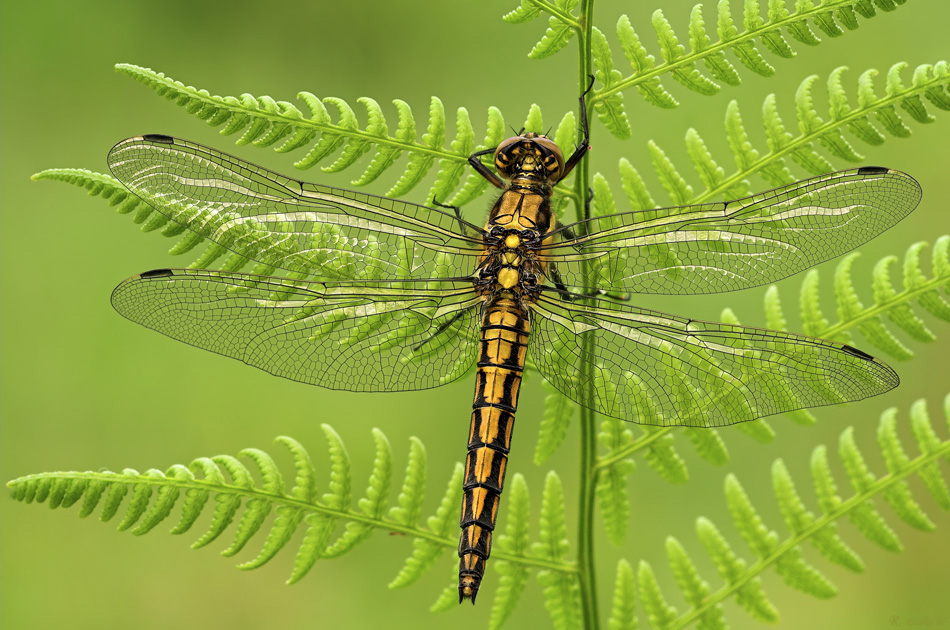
[
  {"left": 556, "top": 0, "right": 915, "bottom": 132},
  {"left": 607, "top": 559, "right": 638, "bottom": 630},
  {"left": 7, "top": 428, "right": 581, "bottom": 611},
  {"left": 535, "top": 379, "right": 575, "bottom": 466},
  {"left": 598, "top": 393, "right": 950, "bottom": 629},
  {"left": 489, "top": 475, "right": 532, "bottom": 630},
  {"left": 112, "top": 64, "right": 511, "bottom": 208},
  {"left": 589, "top": 61, "right": 950, "bottom": 208},
  {"left": 534, "top": 472, "right": 583, "bottom": 630},
  {"left": 18, "top": 0, "right": 950, "bottom": 628},
  {"left": 727, "top": 236, "right": 950, "bottom": 361},
  {"left": 519, "top": 0, "right": 904, "bottom": 96},
  {"left": 591, "top": 235, "right": 950, "bottom": 553}
]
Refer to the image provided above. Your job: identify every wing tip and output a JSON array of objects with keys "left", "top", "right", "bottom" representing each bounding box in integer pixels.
[
  {"left": 141, "top": 133, "right": 175, "bottom": 144},
  {"left": 109, "top": 134, "right": 176, "bottom": 158},
  {"left": 138, "top": 268, "right": 174, "bottom": 279},
  {"left": 840, "top": 343, "right": 875, "bottom": 361}
]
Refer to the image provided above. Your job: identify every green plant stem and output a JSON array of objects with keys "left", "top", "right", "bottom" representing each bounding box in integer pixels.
[
  {"left": 531, "top": 0, "right": 581, "bottom": 28},
  {"left": 575, "top": 1, "right": 600, "bottom": 629},
  {"left": 668, "top": 436, "right": 950, "bottom": 629},
  {"left": 595, "top": 265, "right": 950, "bottom": 471}
]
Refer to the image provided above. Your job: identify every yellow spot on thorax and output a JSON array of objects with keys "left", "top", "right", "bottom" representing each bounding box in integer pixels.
[{"left": 497, "top": 268, "right": 519, "bottom": 289}]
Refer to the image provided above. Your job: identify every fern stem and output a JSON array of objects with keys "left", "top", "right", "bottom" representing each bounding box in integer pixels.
[
  {"left": 530, "top": 0, "right": 582, "bottom": 28},
  {"left": 593, "top": 0, "right": 891, "bottom": 103},
  {"left": 595, "top": 423, "right": 674, "bottom": 471},
  {"left": 693, "top": 70, "right": 950, "bottom": 203},
  {"left": 576, "top": 2, "right": 600, "bottom": 629},
  {"left": 667, "top": 434, "right": 950, "bottom": 629},
  {"left": 7, "top": 471, "right": 576, "bottom": 574},
  {"left": 578, "top": 407, "right": 601, "bottom": 628}
]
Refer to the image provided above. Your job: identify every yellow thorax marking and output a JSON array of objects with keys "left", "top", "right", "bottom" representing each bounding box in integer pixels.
[{"left": 497, "top": 268, "right": 520, "bottom": 289}]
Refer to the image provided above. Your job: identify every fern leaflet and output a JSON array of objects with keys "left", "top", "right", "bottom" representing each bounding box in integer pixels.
[
  {"left": 627, "top": 392, "right": 950, "bottom": 629},
  {"left": 585, "top": 0, "right": 913, "bottom": 132},
  {"left": 592, "top": 61, "right": 950, "bottom": 208}
]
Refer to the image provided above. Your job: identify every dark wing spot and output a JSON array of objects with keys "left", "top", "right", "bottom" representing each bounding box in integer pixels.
[
  {"left": 857, "top": 166, "right": 889, "bottom": 175},
  {"left": 142, "top": 134, "right": 175, "bottom": 144},
  {"left": 841, "top": 344, "right": 875, "bottom": 361},
  {"left": 139, "top": 268, "right": 174, "bottom": 279}
]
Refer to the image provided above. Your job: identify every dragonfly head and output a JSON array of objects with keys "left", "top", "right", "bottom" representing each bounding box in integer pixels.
[{"left": 494, "top": 132, "right": 564, "bottom": 182}]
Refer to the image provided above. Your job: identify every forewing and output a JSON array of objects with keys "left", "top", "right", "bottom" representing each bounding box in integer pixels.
[
  {"left": 543, "top": 168, "right": 920, "bottom": 295},
  {"left": 111, "top": 269, "right": 482, "bottom": 392},
  {"left": 107, "top": 136, "right": 483, "bottom": 281},
  {"left": 528, "top": 293, "right": 898, "bottom": 427}
]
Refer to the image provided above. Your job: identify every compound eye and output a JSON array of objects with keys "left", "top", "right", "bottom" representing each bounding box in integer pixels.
[
  {"left": 532, "top": 137, "right": 565, "bottom": 180},
  {"left": 493, "top": 136, "right": 522, "bottom": 175}
]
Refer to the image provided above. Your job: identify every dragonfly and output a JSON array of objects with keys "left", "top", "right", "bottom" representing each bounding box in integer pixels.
[{"left": 105, "top": 83, "right": 920, "bottom": 604}]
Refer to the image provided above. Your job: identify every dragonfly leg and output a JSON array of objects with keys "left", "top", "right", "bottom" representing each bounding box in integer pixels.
[
  {"left": 433, "top": 197, "right": 471, "bottom": 236},
  {"left": 548, "top": 265, "right": 630, "bottom": 302},
  {"left": 412, "top": 310, "right": 466, "bottom": 352},
  {"left": 558, "top": 74, "right": 595, "bottom": 182},
  {"left": 556, "top": 186, "right": 593, "bottom": 243},
  {"left": 468, "top": 147, "right": 506, "bottom": 190}
]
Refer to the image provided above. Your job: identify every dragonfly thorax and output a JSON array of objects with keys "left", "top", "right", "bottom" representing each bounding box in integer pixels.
[{"left": 478, "top": 226, "right": 545, "bottom": 297}]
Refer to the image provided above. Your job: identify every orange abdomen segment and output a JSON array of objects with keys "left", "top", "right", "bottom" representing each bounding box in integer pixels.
[{"left": 458, "top": 298, "right": 529, "bottom": 603}]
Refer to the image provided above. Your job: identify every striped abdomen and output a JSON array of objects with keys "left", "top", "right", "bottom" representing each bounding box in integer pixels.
[{"left": 458, "top": 297, "right": 529, "bottom": 603}]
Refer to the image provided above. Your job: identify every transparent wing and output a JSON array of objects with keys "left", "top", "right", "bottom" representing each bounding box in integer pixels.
[
  {"left": 111, "top": 269, "right": 483, "bottom": 392},
  {"left": 107, "top": 136, "right": 484, "bottom": 282},
  {"left": 542, "top": 168, "right": 920, "bottom": 295},
  {"left": 528, "top": 292, "right": 898, "bottom": 427}
]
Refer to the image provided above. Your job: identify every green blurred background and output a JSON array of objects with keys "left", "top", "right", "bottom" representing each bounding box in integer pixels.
[{"left": 2, "top": 1, "right": 949, "bottom": 628}]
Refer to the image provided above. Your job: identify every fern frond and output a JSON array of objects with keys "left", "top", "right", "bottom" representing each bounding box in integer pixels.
[
  {"left": 729, "top": 236, "right": 950, "bottom": 361},
  {"left": 596, "top": 234, "right": 948, "bottom": 550},
  {"left": 608, "top": 559, "right": 638, "bottom": 630},
  {"left": 636, "top": 393, "right": 950, "bottom": 629},
  {"left": 640, "top": 426, "right": 689, "bottom": 484},
  {"left": 113, "top": 64, "right": 507, "bottom": 205},
  {"left": 388, "top": 436, "right": 427, "bottom": 527},
  {"left": 388, "top": 463, "right": 464, "bottom": 589},
  {"left": 31, "top": 168, "right": 146, "bottom": 214},
  {"left": 592, "top": 0, "right": 913, "bottom": 126},
  {"left": 502, "top": 0, "right": 581, "bottom": 59},
  {"left": 533, "top": 472, "right": 583, "bottom": 630},
  {"left": 488, "top": 474, "right": 532, "bottom": 630},
  {"left": 616, "top": 61, "right": 950, "bottom": 205},
  {"left": 8, "top": 430, "right": 577, "bottom": 597},
  {"left": 8, "top": 426, "right": 593, "bottom": 620},
  {"left": 536, "top": 378, "right": 575, "bottom": 465},
  {"left": 666, "top": 536, "right": 727, "bottom": 630},
  {"left": 638, "top": 560, "right": 679, "bottom": 628},
  {"left": 596, "top": 416, "right": 635, "bottom": 546}
]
